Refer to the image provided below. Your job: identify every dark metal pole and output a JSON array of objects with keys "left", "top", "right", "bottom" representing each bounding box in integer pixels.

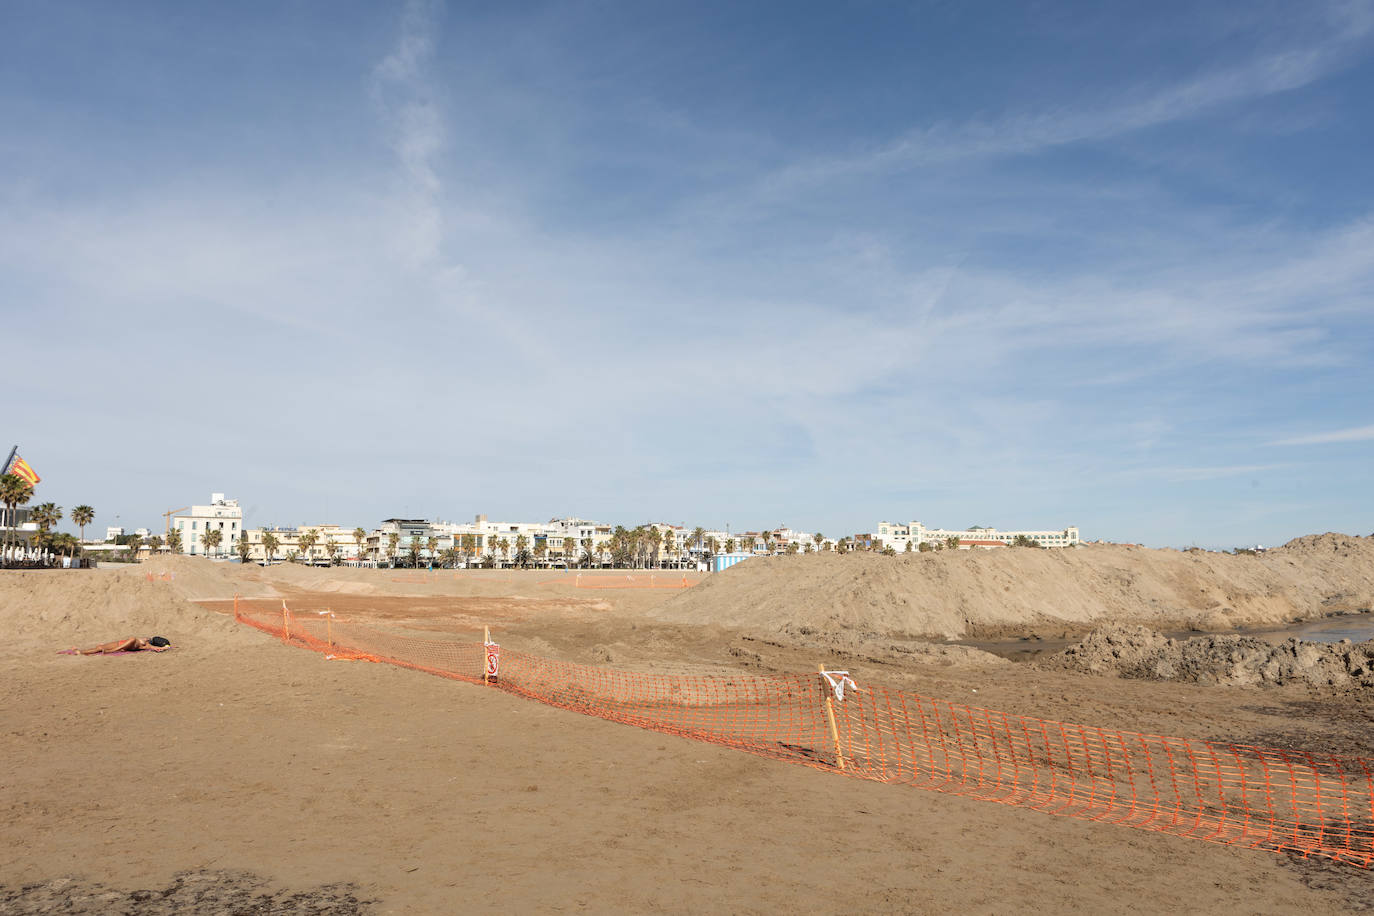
[{"left": 1, "top": 446, "right": 14, "bottom": 564}]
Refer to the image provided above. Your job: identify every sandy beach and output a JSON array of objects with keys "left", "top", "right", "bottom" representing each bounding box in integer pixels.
[{"left": 4, "top": 542, "right": 1374, "bottom": 913}]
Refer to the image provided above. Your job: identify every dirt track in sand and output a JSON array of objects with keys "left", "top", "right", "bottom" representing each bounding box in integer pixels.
[{"left": 3, "top": 555, "right": 1374, "bottom": 912}]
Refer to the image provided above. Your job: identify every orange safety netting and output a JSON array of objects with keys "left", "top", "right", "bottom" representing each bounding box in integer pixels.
[{"left": 234, "top": 597, "right": 1374, "bottom": 867}]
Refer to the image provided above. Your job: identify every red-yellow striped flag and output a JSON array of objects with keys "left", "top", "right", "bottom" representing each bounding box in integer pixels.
[{"left": 7, "top": 455, "right": 40, "bottom": 486}]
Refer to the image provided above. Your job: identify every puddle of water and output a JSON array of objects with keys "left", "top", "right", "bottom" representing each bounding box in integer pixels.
[
  {"left": 958, "top": 611, "right": 1374, "bottom": 662},
  {"left": 1248, "top": 614, "right": 1374, "bottom": 645}
]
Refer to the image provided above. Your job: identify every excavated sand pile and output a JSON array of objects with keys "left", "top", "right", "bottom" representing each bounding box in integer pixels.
[
  {"left": 1039, "top": 624, "right": 1374, "bottom": 688},
  {"left": 0, "top": 566, "right": 247, "bottom": 657},
  {"left": 649, "top": 533, "right": 1374, "bottom": 639}
]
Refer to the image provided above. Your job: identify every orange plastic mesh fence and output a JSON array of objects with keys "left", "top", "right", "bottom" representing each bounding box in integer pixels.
[{"left": 234, "top": 597, "right": 1374, "bottom": 867}]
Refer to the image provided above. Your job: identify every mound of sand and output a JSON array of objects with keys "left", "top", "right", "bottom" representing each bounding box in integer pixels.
[
  {"left": 0, "top": 566, "right": 247, "bottom": 657},
  {"left": 1038, "top": 624, "right": 1374, "bottom": 688},
  {"left": 649, "top": 534, "right": 1374, "bottom": 639}
]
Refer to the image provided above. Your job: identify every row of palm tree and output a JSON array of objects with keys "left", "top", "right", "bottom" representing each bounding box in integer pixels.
[{"left": 0, "top": 481, "right": 102, "bottom": 565}]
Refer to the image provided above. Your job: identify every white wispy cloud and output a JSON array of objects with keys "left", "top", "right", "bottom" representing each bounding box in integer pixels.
[
  {"left": 760, "top": 1, "right": 1372, "bottom": 192},
  {"left": 1145, "top": 465, "right": 1288, "bottom": 482},
  {"left": 372, "top": 0, "right": 446, "bottom": 265},
  {"left": 1270, "top": 425, "right": 1374, "bottom": 446}
]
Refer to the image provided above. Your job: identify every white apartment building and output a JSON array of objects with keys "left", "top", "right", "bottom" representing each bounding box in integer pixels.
[
  {"left": 172, "top": 494, "right": 243, "bottom": 557},
  {"left": 876, "top": 521, "right": 1081, "bottom": 550},
  {"left": 544, "top": 517, "right": 607, "bottom": 563}
]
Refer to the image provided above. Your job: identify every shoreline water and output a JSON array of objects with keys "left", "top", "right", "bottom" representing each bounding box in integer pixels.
[{"left": 953, "top": 608, "right": 1374, "bottom": 662}]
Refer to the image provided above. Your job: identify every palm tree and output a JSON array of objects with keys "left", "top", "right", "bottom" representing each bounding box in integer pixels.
[
  {"left": 498, "top": 537, "right": 510, "bottom": 566},
  {"left": 31, "top": 503, "right": 62, "bottom": 560},
  {"left": 54, "top": 532, "right": 79, "bottom": 562},
  {"left": 127, "top": 533, "right": 143, "bottom": 562},
  {"left": 202, "top": 526, "right": 223, "bottom": 558},
  {"left": 236, "top": 534, "right": 251, "bottom": 563},
  {"left": 326, "top": 536, "right": 339, "bottom": 565},
  {"left": 261, "top": 531, "right": 279, "bottom": 565},
  {"left": 0, "top": 474, "right": 34, "bottom": 562},
  {"left": 813, "top": 532, "right": 824, "bottom": 552},
  {"left": 647, "top": 527, "right": 662, "bottom": 568},
  {"left": 724, "top": 537, "right": 735, "bottom": 555},
  {"left": 426, "top": 536, "right": 439, "bottom": 568},
  {"left": 298, "top": 528, "right": 318, "bottom": 565},
  {"left": 692, "top": 526, "right": 705, "bottom": 556},
  {"left": 533, "top": 540, "right": 547, "bottom": 566},
  {"left": 706, "top": 536, "right": 719, "bottom": 557},
  {"left": 71, "top": 505, "right": 95, "bottom": 545},
  {"left": 662, "top": 529, "right": 675, "bottom": 568},
  {"left": 31, "top": 502, "right": 61, "bottom": 534},
  {"left": 167, "top": 528, "right": 183, "bottom": 554},
  {"left": 408, "top": 535, "right": 422, "bottom": 568},
  {"left": 148, "top": 534, "right": 164, "bottom": 555},
  {"left": 353, "top": 527, "right": 366, "bottom": 562},
  {"left": 514, "top": 534, "right": 529, "bottom": 566},
  {"left": 580, "top": 537, "right": 592, "bottom": 569}
]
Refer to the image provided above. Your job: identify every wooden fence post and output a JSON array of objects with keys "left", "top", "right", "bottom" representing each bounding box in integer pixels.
[{"left": 819, "top": 664, "right": 846, "bottom": 771}]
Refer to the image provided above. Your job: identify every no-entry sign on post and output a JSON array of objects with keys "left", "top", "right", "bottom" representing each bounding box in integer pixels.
[{"left": 484, "top": 642, "right": 500, "bottom": 682}]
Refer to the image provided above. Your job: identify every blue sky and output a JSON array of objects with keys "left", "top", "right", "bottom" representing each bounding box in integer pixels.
[{"left": 3, "top": 0, "right": 1371, "bottom": 548}]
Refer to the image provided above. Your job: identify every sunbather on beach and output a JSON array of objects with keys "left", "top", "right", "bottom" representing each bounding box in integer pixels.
[{"left": 71, "top": 636, "right": 172, "bottom": 655}]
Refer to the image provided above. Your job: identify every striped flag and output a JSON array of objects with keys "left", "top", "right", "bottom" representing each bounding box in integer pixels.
[{"left": 6, "top": 455, "right": 40, "bottom": 486}]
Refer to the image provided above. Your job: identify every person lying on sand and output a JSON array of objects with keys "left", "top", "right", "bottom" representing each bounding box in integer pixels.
[{"left": 69, "top": 636, "right": 172, "bottom": 655}]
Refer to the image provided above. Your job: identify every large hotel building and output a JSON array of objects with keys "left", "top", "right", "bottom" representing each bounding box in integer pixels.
[{"left": 875, "top": 521, "right": 1080, "bottom": 550}]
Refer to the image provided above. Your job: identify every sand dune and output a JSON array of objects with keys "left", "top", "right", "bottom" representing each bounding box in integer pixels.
[{"left": 649, "top": 534, "right": 1374, "bottom": 639}]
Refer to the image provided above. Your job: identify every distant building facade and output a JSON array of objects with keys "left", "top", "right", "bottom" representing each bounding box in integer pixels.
[
  {"left": 172, "top": 494, "right": 243, "bottom": 556},
  {"left": 876, "top": 521, "right": 1080, "bottom": 550}
]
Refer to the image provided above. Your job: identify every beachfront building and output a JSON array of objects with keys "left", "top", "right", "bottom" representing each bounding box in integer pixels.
[
  {"left": 244, "top": 526, "right": 298, "bottom": 563},
  {"left": 365, "top": 518, "right": 440, "bottom": 565},
  {"left": 172, "top": 494, "right": 243, "bottom": 557},
  {"left": 242, "top": 524, "right": 370, "bottom": 565},
  {"left": 1, "top": 507, "right": 37, "bottom": 562},
  {"left": 772, "top": 527, "right": 819, "bottom": 553},
  {"left": 876, "top": 521, "right": 1081, "bottom": 550},
  {"left": 542, "top": 517, "right": 607, "bottom": 566},
  {"left": 350, "top": 515, "right": 611, "bottom": 568},
  {"left": 741, "top": 527, "right": 825, "bottom": 555}
]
